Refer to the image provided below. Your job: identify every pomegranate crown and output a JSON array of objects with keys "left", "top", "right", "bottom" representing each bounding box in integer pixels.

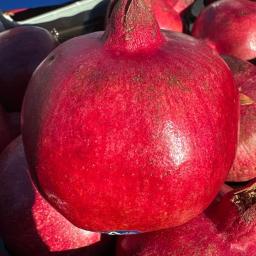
[{"left": 103, "top": 0, "right": 164, "bottom": 53}]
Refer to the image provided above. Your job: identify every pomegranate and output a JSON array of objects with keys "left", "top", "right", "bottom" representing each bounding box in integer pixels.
[
  {"left": 192, "top": 0, "right": 256, "bottom": 61},
  {"left": 0, "top": 26, "right": 57, "bottom": 111},
  {"left": 173, "top": 0, "right": 195, "bottom": 13},
  {"left": 0, "top": 136, "right": 110, "bottom": 256},
  {"left": 221, "top": 56, "right": 256, "bottom": 181},
  {"left": 116, "top": 180, "right": 256, "bottom": 256},
  {"left": 150, "top": 0, "right": 183, "bottom": 32},
  {"left": 106, "top": 0, "right": 183, "bottom": 33},
  {"left": 22, "top": 0, "right": 238, "bottom": 232},
  {"left": 222, "top": 55, "right": 256, "bottom": 89},
  {"left": 226, "top": 75, "right": 256, "bottom": 181}
]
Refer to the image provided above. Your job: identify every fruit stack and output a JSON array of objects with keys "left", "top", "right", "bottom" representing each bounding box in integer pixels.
[{"left": 0, "top": 0, "right": 256, "bottom": 255}]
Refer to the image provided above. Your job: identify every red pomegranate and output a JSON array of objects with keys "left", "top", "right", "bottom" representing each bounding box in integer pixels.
[
  {"left": 106, "top": 0, "right": 183, "bottom": 32},
  {"left": 222, "top": 55, "right": 256, "bottom": 89},
  {"left": 192, "top": 0, "right": 256, "bottom": 61},
  {"left": 22, "top": 0, "right": 238, "bottom": 232},
  {"left": 116, "top": 180, "right": 256, "bottom": 256},
  {"left": 221, "top": 56, "right": 256, "bottom": 181},
  {"left": 150, "top": 0, "right": 183, "bottom": 32},
  {"left": 227, "top": 75, "right": 256, "bottom": 181},
  {"left": 173, "top": 0, "right": 195, "bottom": 13},
  {"left": 0, "top": 137, "right": 108, "bottom": 256},
  {"left": 0, "top": 26, "right": 57, "bottom": 111}
]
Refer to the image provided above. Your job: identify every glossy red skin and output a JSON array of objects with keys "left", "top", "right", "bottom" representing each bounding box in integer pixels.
[
  {"left": 0, "top": 26, "right": 57, "bottom": 112},
  {"left": 192, "top": 0, "right": 256, "bottom": 61},
  {"left": 22, "top": 0, "right": 238, "bottom": 232},
  {"left": 227, "top": 76, "right": 256, "bottom": 181},
  {"left": 222, "top": 55, "right": 256, "bottom": 89},
  {"left": 151, "top": 0, "right": 183, "bottom": 32},
  {"left": 221, "top": 56, "right": 256, "bottom": 181},
  {"left": 166, "top": 0, "right": 179, "bottom": 6},
  {"left": 173, "top": 0, "right": 195, "bottom": 13},
  {"left": 117, "top": 180, "right": 256, "bottom": 256},
  {"left": 0, "top": 137, "right": 104, "bottom": 256}
]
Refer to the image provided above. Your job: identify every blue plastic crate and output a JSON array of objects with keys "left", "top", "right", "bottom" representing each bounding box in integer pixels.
[{"left": 0, "top": 0, "right": 71, "bottom": 10}]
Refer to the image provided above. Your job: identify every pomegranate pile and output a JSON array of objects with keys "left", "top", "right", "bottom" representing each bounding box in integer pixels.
[{"left": 0, "top": 0, "right": 255, "bottom": 255}]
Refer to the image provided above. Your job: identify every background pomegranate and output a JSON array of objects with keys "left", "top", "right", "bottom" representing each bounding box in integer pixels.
[
  {"left": 0, "top": 137, "right": 112, "bottom": 256},
  {"left": 0, "top": 26, "right": 57, "bottom": 111},
  {"left": 150, "top": 0, "right": 183, "bottom": 32},
  {"left": 227, "top": 75, "right": 256, "bottom": 181},
  {"left": 22, "top": 0, "right": 238, "bottom": 233},
  {"left": 192, "top": 0, "right": 256, "bottom": 60},
  {"left": 116, "top": 179, "right": 256, "bottom": 255},
  {"left": 221, "top": 55, "right": 256, "bottom": 181},
  {"left": 222, "top": 55, "right": 256, "bottom": 89},
  {"left": 173, "top": 0, "right": 195, "bottom": 13}
]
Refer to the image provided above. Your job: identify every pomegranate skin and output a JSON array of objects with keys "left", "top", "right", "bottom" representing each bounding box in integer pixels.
[
  {"left": 227, "top": 75, "right": 256, "bottom": 181},
  {"left": 22, "top": 0, "right": 238, "bottom": 232},
  {"left": 0, "top": 26, "right": 57, "bottom": 112},
  {"left": 116, "top": 215, "right": 231, "bottom": 256},
  {"left": 117, "top": 180, "right": 256, "bottom": 256},
  {"left": 151, "top": 0, "right": 183, "bottom": 32},
  {"left": 208, "top": 179, "right": 256, "bottom": 255},
  {"left": 222, "top": 55, "right": 256, "bottom": 89},
  {"left": 0, "top": 137, "right": 104, "bottom": 256},
  {"left": 192, "top": 0, "right": 256, "bottom": 61},
  {"left": 173, "top": 0, "right": 195, "bottom": 13}
]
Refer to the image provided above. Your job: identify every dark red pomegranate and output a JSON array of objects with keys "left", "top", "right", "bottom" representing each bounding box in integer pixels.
[
  {"left": 0, "top": 137, "right": 109, "bottom": 256},
  {"left": 221, "top": 56, "right": 256, "bottom": 181},
  {"left": 22, "top": 0, "right": 238, "bottom": 233},
  {"left": 192, "top": 0, "right": 256, "bottom": 61},
  {"left": 226, "top": 75, "right": 256, "bottom": 181},
  {"left": 0, "top": 26, "right": 57, "bottom": 111},
  {"left": 222, "top": 55, "right": 256, "bottom": 89},
  {"left": 116, "top": 180, "right": 256, "bottom": 256}
]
